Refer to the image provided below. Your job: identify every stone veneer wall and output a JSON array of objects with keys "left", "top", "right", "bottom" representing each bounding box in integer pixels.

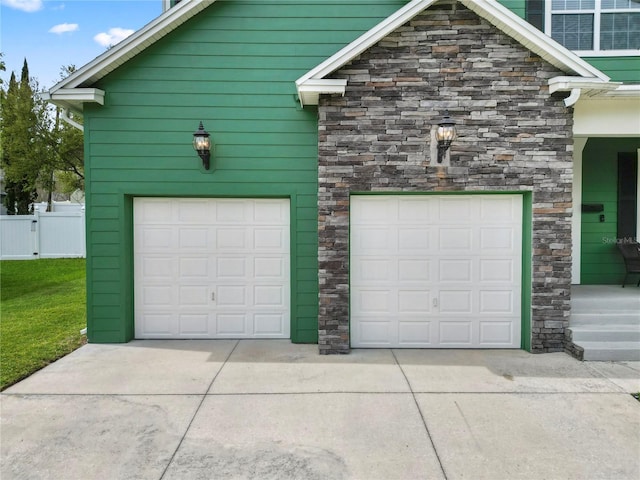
[{"left": 317, "top": 1, "right": 575, "bottom": 354}]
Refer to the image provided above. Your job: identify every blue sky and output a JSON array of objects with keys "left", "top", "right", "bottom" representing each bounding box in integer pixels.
[{"left": 1, "top": 0, "right": 162, "bottom": 90}]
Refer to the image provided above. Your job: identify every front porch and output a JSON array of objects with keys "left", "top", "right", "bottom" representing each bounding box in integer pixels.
[{"left": 570, "top": 285, "right": 640, "bottom": 361}]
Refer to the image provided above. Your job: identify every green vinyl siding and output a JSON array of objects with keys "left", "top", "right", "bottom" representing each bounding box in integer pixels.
[
  {"left": 582, "top": 57, "right": 640, "bottom": 83},
  {"left": 497, "top": 0, "right": 525, "bottom": 18},
  {"left": 83, "top": 0, "right": 406, "bottom": 343},
  {"left": 581, "top": 138, "right": 640, "bottom": 285}
]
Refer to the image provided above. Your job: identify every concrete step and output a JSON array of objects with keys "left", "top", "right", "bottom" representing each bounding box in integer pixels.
[
  {"left": 570, "top": 313, "right": 640, "bottom": 326},
  {"left": 572, "top": 291, "right": 640, "bottom": 314},
  {"left": 578, "top": 342, "right": 640, "bottom": 361},
  {"left": 570, "top": 325, "right": 640, "bottom": 342}
]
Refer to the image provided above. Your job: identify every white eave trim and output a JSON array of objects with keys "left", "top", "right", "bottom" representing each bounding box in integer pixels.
[
  {"left": 599, "top": 84, "right": 640, "bottom": 97},
  {"left": 42, "top": 88, "right": 105, "bottom": 112},
  {"left": 296, "top": 0, "right": 610, "bottom": 106},
  {"left": 44, "top": 88, "right": 106, "bottom": 104},
  {"left": 297, "top": 79, "right": 348, "bottom": 107},
  {"left": 48, "top": 0, "right": 215, "bottom": 95}
]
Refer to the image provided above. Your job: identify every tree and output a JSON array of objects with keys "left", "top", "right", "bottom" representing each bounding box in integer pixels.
[
  {"left": 47, "top": 65, "right": 84, "bottom": 198},
  {"left": 1, "top": 60, "right": 43, "bottom": 214},
  {"left": 0, "top": 60, "right": 84, "bottom": 213}
]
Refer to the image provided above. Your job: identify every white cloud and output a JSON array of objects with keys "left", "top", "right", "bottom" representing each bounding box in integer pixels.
[
  {"left": 94, "top": 27, "right": 134, "bottom": 48},
  {"left": 1, "top": 0, "right": 42, "bottom": 12},
  {"left": 49, "top": 23, "right": 78, "bottom": 34}
]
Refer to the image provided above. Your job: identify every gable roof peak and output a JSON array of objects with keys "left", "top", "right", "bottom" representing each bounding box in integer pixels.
[{"left": 296, "top": 0, "right": 610, "bottom": 106}]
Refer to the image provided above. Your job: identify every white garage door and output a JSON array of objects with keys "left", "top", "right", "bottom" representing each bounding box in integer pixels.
[
  {"left": 134, "top": 198, "right": 290, "bottom": 339},
  {"left": 351, "top": 195, "right": 522, "bottom": 348}
]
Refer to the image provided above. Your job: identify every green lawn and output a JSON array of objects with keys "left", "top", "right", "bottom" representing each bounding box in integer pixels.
[{"left": 1, "top": 258, "right": 86, "bottom": 390}]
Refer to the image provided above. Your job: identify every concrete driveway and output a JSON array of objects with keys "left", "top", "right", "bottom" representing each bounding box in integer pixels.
[{"left": 1, "top": 340, "right": 639, "bottom": 480}]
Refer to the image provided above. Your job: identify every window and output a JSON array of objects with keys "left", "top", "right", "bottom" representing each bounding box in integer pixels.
[{"left": 548, "top": 0, "right": 640, "bottom": 55}]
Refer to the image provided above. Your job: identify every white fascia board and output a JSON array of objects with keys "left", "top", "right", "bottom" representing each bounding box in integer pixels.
[
  {"left": 460, "top": 0, "right": 609, "bottom": 82},
  {"left": 42, "top": 88, "right": 105, "bottom": 112},
  {"left": 548, "top": 77, "right": 620, "bottom": 94},
  {"left": 297, "top": 79, "right": 348, "bottom": 107},
  {"left": 49, "top": 0, "right": 215, "bottom": 93}
]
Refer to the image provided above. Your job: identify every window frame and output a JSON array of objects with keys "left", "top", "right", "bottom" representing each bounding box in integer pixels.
[{"left": 545, "top": 0, "right": 640, "bottom": 56}]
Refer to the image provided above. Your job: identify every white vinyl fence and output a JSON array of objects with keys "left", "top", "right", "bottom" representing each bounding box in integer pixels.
[{"left": 0, "top": 205, "right": 85, "bottom": 260}]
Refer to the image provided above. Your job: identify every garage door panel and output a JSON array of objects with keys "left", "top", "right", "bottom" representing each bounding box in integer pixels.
[
  {"left": 138, "top": 313, "right": 175, "bottom": 336},
  {"left": 178, "top": 228, "right": 210, "bottom": 250},
  {"left": 439, "top": 321, "right": 473, "bottom": 345},
  {"left": 357, "top": 259, "right": 392, "bottom": 282},
  {"left": 216, "top": 285, "right": 247, "bottom": 306},
  {"left": 352, "top": 197, "right": 395, "bottom": 224},
  {"left": 480, "top": 321, "right": 515, "bottom": 344},
  {"left": 438, "top": 197, "right": 473, "bottom": 222},
  {"left": 439, "top": 290, "right": 473, "bottom": 314},
  {"left": 253, "top": 228, "right": 287, "bottom": 250},
  {"left": 254, "top": 285, "right": 284, "bottom": 307},
  {"left": 355, "top": 289, "right": 392, "bottom": 314},
  {"left": 216, "top": 314, "right": 247, "bottom": 335},
  {"left": 439, "top": 227, "right": 472, "bottom": 252},
  {"left": 438, "top": 259, "right": 473, "bottom": 282},
  {"left": 215, "top": 200, "right": 247, "bottom": 223},
  {"left": 134, "top": 198, "right": 290, "bottom": 339},
  {"left": 138, "top": 199, "right": 173, "bottom": 223},
  {"left": 178, "top": 200, "right": 211, "bottom": 223},
  {"left": 142, "top": 286, "right": 173, "bottom": 306},
  {"left": 398, "top": 228, "right": 431, "bottom": 251},
  {"left": 480, "top": 196, "right": 518, "bottom": 222},
  {"left": 353, "top": 227, "right": 393, "bottom": 252},
  {"left": 142, "top": 256, "right": 175, "bottom": 280},
  {"left": 216, "top": 257, "right": 247, "bottom": 279},
  {"left": 351, "top": 194, "right": 522, "bottom": 349},
  {"left": 356, "top": 320, "right": 393, "bottom": 346},
  {"left": 254, "top": 257, "right": 285, "bottom": 278},
  {"left": 480, "top": 227, "right": 516, "bottom": 251},
  {"left": 254, "top": 200, "right": 289, "bottom": 223},
  {"left": 479, "top": 290, "right": 515, "bottom": 314},
  {"left": 398, "top": 259, "right": 430, "bottom": 281},
  {"left": 479, "top": 259, "right": 514, "bottom": 282},
  {"left": 179, "top": 314, "right": 210, "bottom": 336},
  {"left": 139, "top": 228, "right": 173, "bottom": 250},
  {"left": 398, "top": 290, "right": 432, "bottom": 314},
  {"left": 217, "top": 228, "right": 247, "bottom": 250},
  {"left": 254, "top": 314, "right": 287, "bottom": 336},
  {"left": 179, "top": 257, "right": 209, "bottom": 278},
  {"left": 398, "top": 322, "right": 431, "bottom": 345},
  {"left": 398, "top": 198, "right": 432, "bottom": 222},
  {"left": 178, "top": 285, "right": 209, "bottom": 306}
]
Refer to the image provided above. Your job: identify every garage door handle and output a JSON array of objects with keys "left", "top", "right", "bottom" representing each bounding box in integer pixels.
[
  {"left": 433, "top": 298, "right": 438, "bottom": 308},
  {"left": 211, "top": 292, "right": 215, "bottom": 301}
]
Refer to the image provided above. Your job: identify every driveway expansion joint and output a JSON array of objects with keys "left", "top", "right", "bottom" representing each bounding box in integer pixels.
[
  {"left": 158, "top": 339, "right": 240, "bottom": 480},
  {"left": 391, "top": 349, "right": 449, "bottom": 480}
]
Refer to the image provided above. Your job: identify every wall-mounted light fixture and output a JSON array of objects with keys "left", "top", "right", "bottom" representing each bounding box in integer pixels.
[
  {"left": 193, "top": 121, "right": 211, "bottom": 170},
  {"left": 435, "top": 111, "right": 457, "bottom": 163}
]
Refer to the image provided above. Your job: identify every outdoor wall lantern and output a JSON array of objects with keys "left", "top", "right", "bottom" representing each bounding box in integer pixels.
[
  {"left": 193, "top": 121, "right": 212, "bottom": 170},
  {"left": 435, "top": 111, "right": 457, "bottom": 163}
]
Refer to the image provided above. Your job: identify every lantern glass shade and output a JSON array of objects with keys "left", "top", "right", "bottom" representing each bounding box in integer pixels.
[
  {"left": 193, "top": 134, "right": 210, "bottom": 152},
  {"left": 436, "top": 123, "right": 456, "bottom": 143},
  {"left": 193, "top": 121, "right": 211, "bottom": 153},
  {"left": 435, "top": 113, "right": 457, "bottom": 145}
]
